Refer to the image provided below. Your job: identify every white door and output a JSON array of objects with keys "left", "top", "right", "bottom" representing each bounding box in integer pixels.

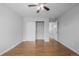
[
  {"left": 36, "top": 21, "right": 44, "bottom": 40},
  {"left": 49, "top": 21, "right": 57, "bottom": 40}
]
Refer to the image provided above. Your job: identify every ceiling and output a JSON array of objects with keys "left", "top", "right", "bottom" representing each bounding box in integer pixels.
[{"left": 3, "top": 3, "right": 78, "bottom": 19}]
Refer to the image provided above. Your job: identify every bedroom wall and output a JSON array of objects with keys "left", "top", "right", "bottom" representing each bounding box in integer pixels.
[
  {"left": 23, "top": 17, "right": 49, "bottom": 42},
  {"left": 0, "top": 4, "right": 23, "bottom": 54},
  {"left": 58, "top": 4, "right": 79, "bottom": 54}
]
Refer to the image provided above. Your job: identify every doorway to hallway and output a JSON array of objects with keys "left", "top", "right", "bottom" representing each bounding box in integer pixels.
[{"left": 36, "top": 21, "right": 44, "bottom": 40}]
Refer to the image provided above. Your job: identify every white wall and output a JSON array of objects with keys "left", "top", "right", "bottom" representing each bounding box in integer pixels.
[
  {"left": 58, "top": 4, "right": 79, "bottom": 54},
  {"left": 0, "top": 4, "right": 23, "bottom": 54},
  {"left": 23, "top": 17, "right": 49, "bottom": 42},
  {"left": 25, "top": 22, "right": 35, "bottom": 41}
]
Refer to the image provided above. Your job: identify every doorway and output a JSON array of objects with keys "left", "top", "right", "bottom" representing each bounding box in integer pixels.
[
  {"left": 49, "top": 19, "right": 58, "bottom": 40},
  {"left": 35, "top": 21, "right": 44, "bottom": 48},
  {"left": 36, "top": 21, "right": 44, "bottom": 40}
]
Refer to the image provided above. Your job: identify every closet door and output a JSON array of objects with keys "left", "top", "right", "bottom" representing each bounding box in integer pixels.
[{"left": 36, "top": 21, "right": 44, "bottom": 40}]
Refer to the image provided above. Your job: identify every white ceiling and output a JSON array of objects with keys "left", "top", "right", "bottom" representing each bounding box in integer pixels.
[{"left": 3, "top": 3, "right": 78, "bottom": 19}]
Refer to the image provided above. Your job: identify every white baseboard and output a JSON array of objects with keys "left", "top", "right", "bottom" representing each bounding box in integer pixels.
[
  {"left": 22, "top": 39, "right": 27, "bottom": 41},
  {"left": 0, "top": 41, "right": 22, "bottom": 56},
  {"left": 58, "top": 40, "right": 79, "bottom": 55},
  {"left": 22, "top": 39, "right": 49, "bottom": 42},
  {"left": 45, "top": 40, "right": 49, "bottom": 42},
  {"left": 22, "top": 39, "right": 35, "bottom": 42}
]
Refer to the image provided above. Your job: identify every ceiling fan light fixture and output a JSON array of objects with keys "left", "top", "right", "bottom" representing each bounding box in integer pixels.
[
  {"left": 37, "top": 6, "right": 40, "bottom": 10},
  {"left": 40, "top": 4, "right": 44, "bottom": 10},
  {"left": 28, "top": 3, "right": 50, "bottom": 13},
  {"left": 36, "top": 4, "right": 44, "bottom": 11}
]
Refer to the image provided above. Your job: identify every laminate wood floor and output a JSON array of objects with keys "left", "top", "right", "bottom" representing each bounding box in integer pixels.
[{"left": 2, "top": 39, "right": 78, "bottom": 56}]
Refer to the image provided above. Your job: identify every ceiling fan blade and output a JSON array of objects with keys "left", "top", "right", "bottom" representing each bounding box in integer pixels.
[
  {"left": 43, "top": 6, "right": 50, "bottom": 11},
  {"left": 28, "top": 5, "right": 37, "bottom": 7}
]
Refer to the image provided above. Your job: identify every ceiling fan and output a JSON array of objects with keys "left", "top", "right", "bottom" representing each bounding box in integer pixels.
[{"left": 28, "top": 3, "right": 50, "bottom": 13}]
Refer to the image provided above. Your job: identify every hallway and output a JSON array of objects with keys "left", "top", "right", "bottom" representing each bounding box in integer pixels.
[{"left": 3, "top": 39, "right": 78, "bottom": 56}]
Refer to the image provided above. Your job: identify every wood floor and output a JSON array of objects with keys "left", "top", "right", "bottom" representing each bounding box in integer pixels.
[{"left": 2, "top": 39, "right": 78, "bottom": 56}]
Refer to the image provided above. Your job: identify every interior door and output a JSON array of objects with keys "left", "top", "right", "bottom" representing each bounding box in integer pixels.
[
  {"left": 49, "top": 21, "right": 57, "bottom": 40},
  {"left": 36, "top": 21, "right": 44, "bottom": 40},
  {"left": 35, "top": 21, "right": 44, "bottom": 48}
]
